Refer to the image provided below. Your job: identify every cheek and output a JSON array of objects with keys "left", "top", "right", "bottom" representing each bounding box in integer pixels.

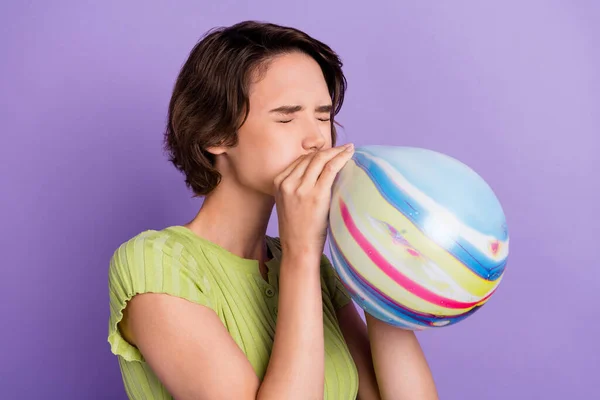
[
  {"left": 260, "top": 141, "right": 299, "bottom": 176},
  {"left": 234, "top": 138, "right": 293, "bottom": 183},
  {"left": 235, "top": 121, "right": 304, "bottom": 185}
]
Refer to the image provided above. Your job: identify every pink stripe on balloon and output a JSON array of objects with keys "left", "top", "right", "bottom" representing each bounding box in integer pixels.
[
  {"left": 331, "top": 234, "right": 442, "bottom": 320},
  {"left": 339, "top": 197, "right": 495, "bottom": 309},
  {"left": 332, "top": 232, "right": 489, "bottom": 324}
]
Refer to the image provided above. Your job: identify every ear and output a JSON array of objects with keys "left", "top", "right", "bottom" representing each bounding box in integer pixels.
[
  {"left": 205, "top": 135, "right": 236, "bottom": 156},
  {"left": 205, "top": 145, "right": 228, "bottom": 155}
]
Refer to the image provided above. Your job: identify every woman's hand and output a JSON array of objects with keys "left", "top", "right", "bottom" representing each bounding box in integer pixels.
[{"left": 274, "top": 143, "right": 354, "bottom": 259}]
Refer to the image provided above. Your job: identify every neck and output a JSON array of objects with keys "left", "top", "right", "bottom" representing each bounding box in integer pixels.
[{"left": 184, "top": 179, "right": 275, "bottom": 263}]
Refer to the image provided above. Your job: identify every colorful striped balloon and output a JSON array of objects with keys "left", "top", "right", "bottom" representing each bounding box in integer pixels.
[{"left": 327, "top": 146, "right": 509, "bottom": 330}]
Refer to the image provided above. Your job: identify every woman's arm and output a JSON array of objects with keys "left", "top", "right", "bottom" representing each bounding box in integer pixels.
[
  {"left": 121, "top": 251, "right": 325, "bottom": 400},
  {"left": 121, "top": 293, "right": 261, "bottom": 400},
  {"left": 366, "top": 313, "right": 439, "bottom": 400},
  {"left": 336, "top": 303, "right": 381, "bottom": 400},
  {"left": 336, "top": 304, "right": 439, "bottom": 400},
  {"left": 257, "top": 252, "right": 325, "bottom": 399}
]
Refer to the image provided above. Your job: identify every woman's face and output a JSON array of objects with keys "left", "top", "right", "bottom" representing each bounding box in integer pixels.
[{"left": 210, "top": 51, "right": 334, "bottom": 196}]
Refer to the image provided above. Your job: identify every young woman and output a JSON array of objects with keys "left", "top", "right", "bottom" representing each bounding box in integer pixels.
[{"left": 108, "top": 20, "right": 438, "bottom": 400}]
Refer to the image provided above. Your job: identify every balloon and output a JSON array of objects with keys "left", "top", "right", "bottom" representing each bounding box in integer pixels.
[{"left": 327, "top": 146, "right": 509, "bottom": 330}]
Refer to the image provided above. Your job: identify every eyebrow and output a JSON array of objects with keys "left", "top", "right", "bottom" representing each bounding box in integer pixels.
[{"left": 269, "top": 104, "right": 333, "bottom": 114}]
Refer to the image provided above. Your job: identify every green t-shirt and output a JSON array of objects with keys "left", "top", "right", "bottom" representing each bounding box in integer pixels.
[{"left": 108, "top": 225, "right": 359, "bottom": 399}]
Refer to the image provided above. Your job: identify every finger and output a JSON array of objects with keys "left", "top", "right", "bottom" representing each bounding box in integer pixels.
[
  {"left": 275, "top": 145, "right": 349, "bottom": 189},
  {"left": 314, "top": 145, "right": 354, "bottom": 192},
  {"left": 274, "top": 154, "right": 307, "bottom": 188},
  {"left": 283, "top": 152, "right": 317, "bottom": 183},
  {"left": 301, "top": 144, "right": 353, "bottom": 187}
]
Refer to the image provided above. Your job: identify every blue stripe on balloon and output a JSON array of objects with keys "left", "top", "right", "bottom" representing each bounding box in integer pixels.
[
  {"left": 329, "top": 234, "right": 482, "bottom": 328},
  {"left": 351, "top": 151, "right": 507, "bottom": 280},
  {"left": 358, "top": 146, "right": 508, "bottom": 236}
]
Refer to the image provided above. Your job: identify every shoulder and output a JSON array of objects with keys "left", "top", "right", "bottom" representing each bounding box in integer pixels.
[
  {"left": 107, "top": 226, "right": 218, "bottom": 362},
  {"left": 111, "top": 226, "right": 185, "bottom": 255},
  {"left": 108, "top": 226, "right": 219, "bottom": 293},
  {"left": 109, "top": 225, "right": 208, "bottom": 267},
  {"left": 107, "top": 225, "right": 219, "bottom": 314}
]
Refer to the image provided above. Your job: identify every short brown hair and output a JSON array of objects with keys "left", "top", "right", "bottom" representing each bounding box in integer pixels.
[{"left": 163, "top": 20, "right": 347, "bottom": 196}]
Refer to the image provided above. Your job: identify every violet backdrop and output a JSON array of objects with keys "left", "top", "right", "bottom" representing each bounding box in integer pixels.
[{"left": 1, "top": 1, "right": 598, "bottom": 399}]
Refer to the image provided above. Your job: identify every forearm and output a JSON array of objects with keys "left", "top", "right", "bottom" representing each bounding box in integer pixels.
[
  {"left": 366, "top": 314, "right": 439, "bottom": 400},
  {"left": 257, "top": 251, "right": 324, "bottom": 400}
]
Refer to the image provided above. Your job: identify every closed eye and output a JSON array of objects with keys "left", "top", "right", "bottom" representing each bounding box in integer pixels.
[
  {"left": 271, "top": 104, "right": 333, "bottom": 124},
  {"left": 277, "top": 117, "right": 330, "bottom": 124}
]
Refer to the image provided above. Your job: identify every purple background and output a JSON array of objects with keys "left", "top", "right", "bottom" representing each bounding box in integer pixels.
[{"left": 2, "top": 1, "right": 598, "bottom": 399}]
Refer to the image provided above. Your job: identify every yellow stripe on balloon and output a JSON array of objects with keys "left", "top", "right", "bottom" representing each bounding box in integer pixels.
[
  {"left": 332, "top": 161, "right": 502, "bottom": 300},
  {"left": 330, "top": 198, "right": 477, "bottom": 316}
]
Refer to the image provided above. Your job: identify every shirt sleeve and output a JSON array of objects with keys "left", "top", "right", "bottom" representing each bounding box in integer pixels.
[{"left": 107, "top": 230, "right": 216, "bottom": 362}]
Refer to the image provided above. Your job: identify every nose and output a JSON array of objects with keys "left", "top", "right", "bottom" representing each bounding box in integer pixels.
[{"left": 301, "top": 121, "right": 327, "bottom": 152}]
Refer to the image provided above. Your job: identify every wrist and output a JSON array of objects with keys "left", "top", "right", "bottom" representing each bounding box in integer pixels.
[
  {"left": 280, "top": 246, "right": 322, "bottom": 270},
  {"left": 281, "top": 240, "right": 323, "bottom": 260}
]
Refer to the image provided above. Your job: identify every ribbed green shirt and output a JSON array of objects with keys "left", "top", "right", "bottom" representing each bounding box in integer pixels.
[{"left": 108, "top": 225, "right": 359, "bottom": 399}]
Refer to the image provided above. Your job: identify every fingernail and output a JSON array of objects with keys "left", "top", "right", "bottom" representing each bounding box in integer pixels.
[{"left": 345, "top": 143, "right": 354, "bottom": 151}]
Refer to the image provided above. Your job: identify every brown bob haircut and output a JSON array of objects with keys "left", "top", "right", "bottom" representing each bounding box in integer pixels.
[{"left": 163, "top": 20, "right": 347, "bottom": 196}]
